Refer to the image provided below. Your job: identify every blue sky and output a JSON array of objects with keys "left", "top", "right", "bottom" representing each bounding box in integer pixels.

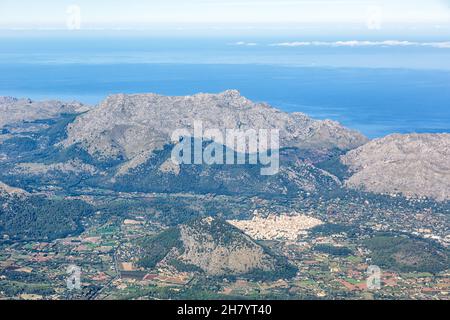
[{"left": 1, "top": 0, "right": 449, "bottom": 36}]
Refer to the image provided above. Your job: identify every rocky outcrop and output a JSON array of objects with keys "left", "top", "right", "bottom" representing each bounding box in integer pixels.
[
  {"left": 341, "top": 133, "right": 450, "bottom": 201},
  {"left": 0, "top": 181, "right": 27, "bottom": 196},
  {"left": 62, "top": 90, "right": 368, "bottom": 167},
  {"left": 178, "top": 217, "right": 275, "bottom": 276},
  {"left": 138, "top": 217, "right": 296, "bottom": 278},
  {"left": 6, "top": 92, "right": 450, "bottom": 203},
  {"left": 0, "top": 96, "right": 90, "bottom": 129}
]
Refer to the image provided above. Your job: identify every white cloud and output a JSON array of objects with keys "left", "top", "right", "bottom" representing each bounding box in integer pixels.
[
  {"left": 231, "top": 41, "right": 259, "bottom": 46},
  {"left": 427, "top": 41, "right": 450, "bottom": 48},
  {"left": 270, "top": 40, "right": 450, "bottom": 48}
]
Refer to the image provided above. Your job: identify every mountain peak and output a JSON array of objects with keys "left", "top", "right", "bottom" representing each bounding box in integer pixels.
[
  {"left": 219, "top": 89, "right": 242, "bottom": 98},
  {"left": 137, "top": 217, "right": 297, "bottom": 278},
  {"left": 62, "top": 91, "right": 368, "bottom": 161},
  {"left": 0, "top": 96, "right": 19, "bottom": 104},
  {"left": 342, "top": 133, "right": 450, "bottom": 201}
]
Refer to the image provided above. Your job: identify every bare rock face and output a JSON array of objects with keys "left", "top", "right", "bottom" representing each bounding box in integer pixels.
[
  {"left": 0, "top": 96, "right": 90, "bottom": 128},
  {"left": 0, "top": 181, "right": 27, "bottom": 196},
  {"left": 62, "top": 91, "right": 368, "bottom": 164},
  {"left": 178, "top": 217, "right": 275, "bottom": 276},
  {"left": 341, "top": 133, "right": 450, "bottom": 201},
  {"left": 137, "top": 217, "right": 297, "bottom": 278}
]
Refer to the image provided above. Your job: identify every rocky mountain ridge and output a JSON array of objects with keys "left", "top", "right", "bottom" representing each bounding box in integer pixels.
[
  {"left": 61, "top": 90, "right": 368, "bottom": 170},
  {"left": 341, "top": 133, "right": 450, "bottom": 201},
  {"left": 1, "top": 92, "right": 450, "bottom": 201},
  {"left": 0, "top": 96, "right": 90, "bottom": 129}
]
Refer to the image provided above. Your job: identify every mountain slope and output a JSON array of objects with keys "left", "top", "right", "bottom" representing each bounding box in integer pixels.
[
  {"left": 341, "top": 133, "right": 450, "bottom": 201},
  {"left": 0, "top": 92, "right": 364, "bottom": 196},
  {"left": 107, "top": 143, "right": 341, "bottom": 197},
  {"left": 62, "top": 90, "right": 368, "bottom": 167},
  {"left": 0, "top": 181, "right": 27, "bottom": 196},
  {"left": 137, "top": 217, "right": 297, "bottom": 279},
  {"left": 0, "top": 96, "right": 90, "bottom": 129},
  {"left": 0, "top": 188, "right": 94, "bottom": 241}
]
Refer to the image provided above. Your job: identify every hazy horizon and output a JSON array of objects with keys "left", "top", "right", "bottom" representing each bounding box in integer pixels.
[{"left": 1, "top": 0, "right": 450, "bottom": 37}]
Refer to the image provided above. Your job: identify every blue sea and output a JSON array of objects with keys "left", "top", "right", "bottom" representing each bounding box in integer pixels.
[{"left": 1, "top": 32, "right": 450, "bottom": 138}]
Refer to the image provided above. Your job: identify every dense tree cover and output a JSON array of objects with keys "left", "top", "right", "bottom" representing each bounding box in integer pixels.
[
  {"left": 364, "top": 234, "right": 450, "bottom": 273},
  {"left": 0, "top": 196, "right": 94, "bottom": 241},
  {"left": 241, "top": 257, "right": 298, "bottom": 282},
  {"left": 0, "top": 270, "right": 48, "bottom": 283},
  {"left": 2, "top": 137, "right": 38, "bottom": 153},
  {"left": 41, "top": 113, "right": 78, "bottom": 145},
  {"left": 0, "top": 280, "right": 55, "bottom": 296},
  {"left": 309, "top": 223, "right": 355, "bottom": 237},
  {"left": 314, "top": 149, "right": 351, "bottom": 181},
  {"left": 169, "top": 259, "right": 203, "bottom": 273},
  {"left": 138, "top": 228, "right": 184, "bottom": 269},
  {"left": 0, "top": 114, "right": 78, "bottom": 161},
  {"left": 107, "top": 142, "right": 337, "bottom": 199},
  {"left": 313, "top": 244, "right": 353, "bottom": 256}
]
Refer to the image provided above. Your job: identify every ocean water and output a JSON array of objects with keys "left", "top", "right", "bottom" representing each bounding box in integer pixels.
[{"left": 1, "top": 34, "right": 450, "bottom": 138}]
